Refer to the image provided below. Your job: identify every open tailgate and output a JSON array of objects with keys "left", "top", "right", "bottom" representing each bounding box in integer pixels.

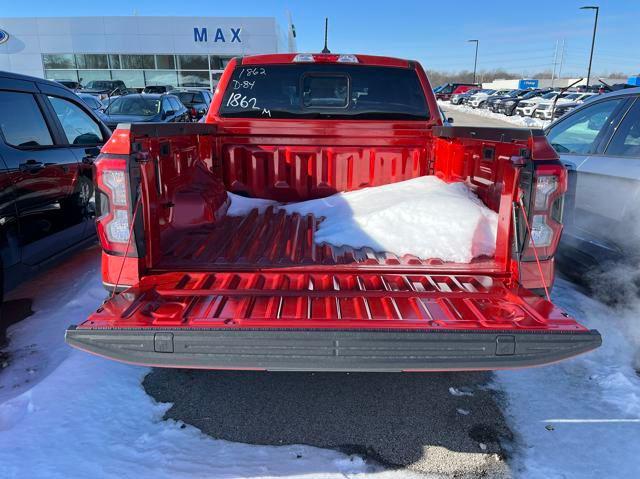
[{"left": 66, "top": 271, "right": 601, "bottom": 371}]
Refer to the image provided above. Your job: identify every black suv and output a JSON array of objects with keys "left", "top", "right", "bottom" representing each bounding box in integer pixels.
[
  {"left": 81, "top": 80, "right": 128, "bottom": 100},
  {"left": 0, "top": 71, "right": 111, "bottom": 300},
  {"left": 171, "top": 89, "right": 213, "bottom": 120},
  {"left": 495, "top": 89, "right": 549, "bottom": 116}
]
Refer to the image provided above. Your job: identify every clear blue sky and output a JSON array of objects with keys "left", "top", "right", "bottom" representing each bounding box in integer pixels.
[{"left": 3, "top": 0, "right": 639, "bottom": 76}]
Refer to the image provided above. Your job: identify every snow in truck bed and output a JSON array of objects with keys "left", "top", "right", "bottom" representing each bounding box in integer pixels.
[{"left": 227, "top": 176, "right": 499, "bottom": 264}]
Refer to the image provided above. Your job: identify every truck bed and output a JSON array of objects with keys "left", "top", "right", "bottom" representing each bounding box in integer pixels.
[{"left": 156, "top": 205, "right": 498, "bottom": 271}]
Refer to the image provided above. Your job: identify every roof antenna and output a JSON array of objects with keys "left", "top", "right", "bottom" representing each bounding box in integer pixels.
[{"left": 321, "top": 17, "right": 331, "bottom": 53}]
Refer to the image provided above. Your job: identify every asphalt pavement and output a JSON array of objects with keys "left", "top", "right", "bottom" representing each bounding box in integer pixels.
[
  {"left": 440, "top": 105, "right": 517, "bottom": 128},
  {"left": 145, "top": 369, "right": 513, "bottom": 477}
]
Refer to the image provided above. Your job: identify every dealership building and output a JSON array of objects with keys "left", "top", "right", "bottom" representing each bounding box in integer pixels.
[{"left": 0, "top": 16, "right": 291, "bottom": 89}]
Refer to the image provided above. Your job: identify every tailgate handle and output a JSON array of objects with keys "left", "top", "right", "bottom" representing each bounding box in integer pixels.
[{"left": 154, "top": 332, "right": 174, "bottom": 353}]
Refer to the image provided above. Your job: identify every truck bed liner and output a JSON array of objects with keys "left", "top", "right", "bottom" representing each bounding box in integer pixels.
[{"left": 157, "top": 206, "right": 496, "bottom": 271}]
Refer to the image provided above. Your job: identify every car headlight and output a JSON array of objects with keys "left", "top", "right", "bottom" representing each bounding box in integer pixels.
[{"left": 505, "top": 101, "right": 515, "bottom": 105}]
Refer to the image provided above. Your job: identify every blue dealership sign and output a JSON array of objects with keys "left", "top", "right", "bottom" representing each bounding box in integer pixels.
[
  {"left": 518, "top": 79, "right": 539, "bottom": 89},
  {"left": 0, "top": 29, "right": 9, "bottom": 44},
  {"left": 194, "top": 27, "right": 241, "bottom": 43},
  {"left": 627, "top": 76, "right": 640, "bottom": 86}
]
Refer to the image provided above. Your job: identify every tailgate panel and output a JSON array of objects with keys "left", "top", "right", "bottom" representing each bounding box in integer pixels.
[
  {"left": 66, "top": 271, "right": 601, "bottom": 370},
  {"left": 76, "top": 271, "right": 587, "bottom": 331}
]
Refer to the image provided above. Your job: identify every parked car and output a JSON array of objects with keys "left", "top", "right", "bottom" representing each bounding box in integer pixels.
[
  {"left": 450, "top": 88, "right": 480, "bottom": 105},
  {"left": 142, "top": 85, "right": 174, "bottom": 94},
  {"left": 171, "top": 89, "right": 213, "bottom": 120},
  {"left": 534, "top": 93, "right": 598, "bottom": 120},
  {"left": 55, "top": 80, "right": 83, "bottom": 91},
  {"left": 65, "top": 53, "right": 600, "bottom": 371},
  {"left": 515, "top": 91, "right": 560, "bottom": 117},
  {"left": 434, "top": 83, "right": 478, "bottom": 101},
  {"left": 0, "top": 71, "right": 111, "bottom": 301},
  {"left": 495, "top": 89, "right": 545, "bottom": 116},
  {"left": 545, "top": 87, "right": 640, "bottom": 288},
  {"left": 486, "top": 89, "right": 525, "bottom": 112},
  {"left": 466, "top": 89, "right": 496, "bottom": 108},
  {"left": 467, "top": 89, "right": 512, "bottom": 109},
  {"left": 100, "top": 93, "right": 190, "bottom": 130},
  {"left": 81, "top": 80, "right": 128, "bottom": 101}
]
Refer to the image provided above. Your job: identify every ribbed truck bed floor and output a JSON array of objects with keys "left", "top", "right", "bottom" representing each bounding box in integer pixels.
[{"left": 156, "top": 206, "right": 497, "bottom": 270}]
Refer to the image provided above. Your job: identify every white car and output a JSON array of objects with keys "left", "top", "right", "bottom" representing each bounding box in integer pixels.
[
  {"left": 466, "top": 89, "right": 511, "bottom": 108},
  {"left": 534, "top": 92, "right": 598, "bottom": 120},
  {"left": 515, "top": 91, "right": 560, "bottom": 117}
]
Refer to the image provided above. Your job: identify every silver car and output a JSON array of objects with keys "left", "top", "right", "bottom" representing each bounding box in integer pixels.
[{"left": 545, "top": 87, "right": 640, "bottom": 286}]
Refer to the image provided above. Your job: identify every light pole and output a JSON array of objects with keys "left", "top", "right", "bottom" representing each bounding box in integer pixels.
[
  {"left": 580, "top": 6, "right": 599, "bottom": 87},
  {"left": 467, "top": 40, "right": 479, "bottom": 84}
]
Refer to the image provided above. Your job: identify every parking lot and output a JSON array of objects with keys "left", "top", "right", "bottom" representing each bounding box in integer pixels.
[{"left": 2, "top": 5, "right": 640, "bottom": 479}]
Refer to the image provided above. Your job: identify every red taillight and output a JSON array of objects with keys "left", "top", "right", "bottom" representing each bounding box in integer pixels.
[
  {"left": 522, "top": 164, "right": 566, "bottom": 261},
  {"left": 191, "top": 107, "right": 197, "bottom": 117},
  {"left": 95, "top": 157, "right": 136, "bottom": 256}
]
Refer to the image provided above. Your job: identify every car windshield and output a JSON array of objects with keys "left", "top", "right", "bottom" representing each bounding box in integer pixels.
[
  {"left": 541, "top": 92, "right": 558, "bottom": 99},
  {"left": 107, "top": 96, "right": 160, "bottom": 116},
  {"left": 177, "top": 92, "right": 203, "bottom": 104},
  {"left": 220, "top": 64, "right": 430, "bottom": 120},
  {"left": 563, "top": 93, "right": 581, "bottom": 100}
]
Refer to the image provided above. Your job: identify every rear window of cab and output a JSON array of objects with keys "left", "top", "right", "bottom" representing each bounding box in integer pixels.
[{"left": 219, "top": 64, "right": 430, "bottom": 120}]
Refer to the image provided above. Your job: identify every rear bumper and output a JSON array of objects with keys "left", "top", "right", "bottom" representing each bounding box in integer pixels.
[{"left": 65, "top": 327, "right": 602, "bottom": 372}]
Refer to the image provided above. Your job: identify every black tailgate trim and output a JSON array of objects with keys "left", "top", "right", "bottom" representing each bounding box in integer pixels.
[{"left": 66, "top": 327, "right": 602, "bottom": 372}]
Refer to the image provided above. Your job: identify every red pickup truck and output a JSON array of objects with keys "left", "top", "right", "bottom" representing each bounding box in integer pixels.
[{"left": 65, "top": 53, "right": 601, "bottom": 371}]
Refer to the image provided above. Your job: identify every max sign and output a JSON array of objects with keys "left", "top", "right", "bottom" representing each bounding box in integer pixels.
[{"left": 194, "top": 27, "right": 241, "bottom": 43}]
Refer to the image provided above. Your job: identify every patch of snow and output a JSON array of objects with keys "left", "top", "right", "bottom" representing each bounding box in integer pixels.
[
  {"left": 495, "top": 278, "right": 640, "bottom": 479},
  {"left": 439, "top": 100, "right": 551, "bottom": 128},
  {"left": 282, "top": 176, "right": 498, "bottom": 263},
  {"left": 226, "top": 191, "right": 279, "bottom": 216},
  {"left": 0, "top": 250, "right": 417, "bottom": 479},
  {"left": 449, "top": 387, "right": 475, "bottom": 397}
]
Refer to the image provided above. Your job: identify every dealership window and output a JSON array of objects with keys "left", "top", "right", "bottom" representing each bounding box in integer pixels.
[
  {"left": 121, "top": 54, "right": 155, "bottom": 70},
  {"left": 144, "top": 70, "right": 178, "bottom": 87},
  {"left": 42, "top": 53, "right": 217, "bottom": 90},
  {"left": 108, "top": 54, "right": 121, "bottom": 69},
  {"left": 75, "top": 54, "right": 108, "bottom": 69},
  {"left": 178, "top": 55, "right": 209, "bottom": 70},
  {"left": 43, "top": 54, "right": 76, "bottom": 69},
  {"left": 178, "top": 71, "right": 209, "bottom": 87},
  {"left": 155, "top": 55, "right": 176, "bottom": 70},
  {"left": 220, "top": 57, "right": 232, "bottom": 69},
  {"left": 77, "top": 70, "right": 112, "bottom": 84},
  {"left": 111, "top": 70, "right": 145, "bottom": 88},
  {"left": 45, "top": 69, "right": 80, "bottom": 82}
]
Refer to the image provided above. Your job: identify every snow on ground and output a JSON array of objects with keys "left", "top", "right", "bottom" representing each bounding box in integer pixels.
[
  {"left": 0, "top": 248, "right": 420, "bottom": 479},
  {"left": 495, "top": 278, "right": 640, "bottom": 479},
  {"left": 228, "top": 176, "right": 499, "bottom": 263},
  {"left": 439, "top": 100, "right": 551, "bottom": 129}
]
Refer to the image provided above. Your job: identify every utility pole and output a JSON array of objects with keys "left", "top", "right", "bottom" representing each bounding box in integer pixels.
[
  {"left": 558, "top": 39, "right": 566, "bottom": 82},
  {"left": 580, "top": 6, "right": 600, "bottom": 87},
  {"left": 467, "top": 40, "right": 479, "bottom": 84},
  {"left": 551, "top": 40, "right": 559, "bottom": 87}
]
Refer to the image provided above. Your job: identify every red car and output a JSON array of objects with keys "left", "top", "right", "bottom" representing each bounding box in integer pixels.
[
  {"left": 435, "top": 83, "right": 479, "bottom": 101},
  {"left": 66, "top": 53, "right": 601, "bottom": 371}
]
